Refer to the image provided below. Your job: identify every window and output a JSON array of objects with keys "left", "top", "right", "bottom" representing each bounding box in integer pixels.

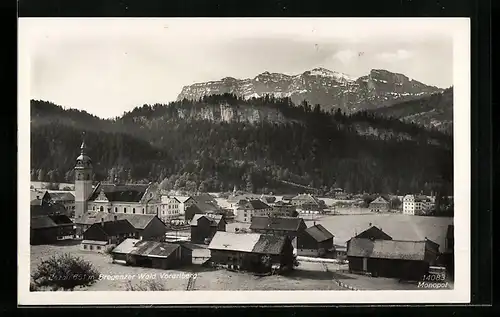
[
  {"left": 142, "top": 208, "right": 145, "bottom": 214},
  {"left": 115, "top": 207, "right": 118, "bottom": 213},
  {"left": 89, "top": 245, "right": 93, "bottom": 250},
  {"left": 133, "top": 208, "right": 136, "bottom": 214},
  {"left": 100, "top": 206, "right": 104, "bottom": 212},
  {"left": 84, "top": 244, "right": 87, "bottom": 249},
  {"left": 124, "top": 208, "right": 127, "bottom": 213},
  {"left": 157, "top": 207, "right": 159, "bottom": 213},
  {"left": 97, "top": 246, "right": 101, "bottom": 250}
]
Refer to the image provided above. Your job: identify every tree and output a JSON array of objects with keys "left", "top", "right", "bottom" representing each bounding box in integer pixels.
[
  {"left": 31, "top": 253, "right": 100, "bottom": 291},
  {"left": 390, "top": 197, "right": 402, "bottom": 210},
  {"left": 37, "top": 169, "right": 46, "bottom": 182}
]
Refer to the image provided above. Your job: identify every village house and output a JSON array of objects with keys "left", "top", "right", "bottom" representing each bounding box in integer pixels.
[
  {"left": 159, "top": 195, "right": 182, "bottom": 223},
  {"left": 184, "top": 201, "right": 220, "bottom": 221},
  {"left": 236, "top": 199, "right": 273, "bottom": 223},
  {"left": 280, "top": 195, "right": 295, "bottom": 204},
  {"left": 290, "top": 194, "right": 325, "bottom": 214},
  {"left": 369, "top": 196, "right": 390, "bottom": 213},
  {"left": 439, "top": 224, "right": 454, "bottom": 278},
  {"left": 172, "top": 196, "right": 193, "bottom": 215},
  {"left": 47, "top": 191, "right": 76, "bottom": 217},
  {"left": 208, "top": 231, "right": 295, "bottom": 273},
  {"left": 190, "top": 214, "right": 226, "bottom": 244},
  {"left": 31, "top": 191, "right": 69, "bottom": 218},
  {"left": 81, "top": 217, "right": 137, "bottom": 252},
  {"left": 297, "top": 224, "right": 335, "bottom": 257},
  {"left": 272, "top": 201, "right": 298, "bottom": 217},
  {"left": 249, "top": 216, "right": 307, "bottom": 248},
  {"left": 347, "top": 237, "right": 440, "bottom": 280},
  {"left": 75, "top": 212, "right": 167, "bottom": 241},
  {"left": 402, "top": 194, "right": 432, "bottom": 215},
  {"left": 111, "top": 238, "right": 193, "bottom": 269},
  {"left": 30, "top": 214, "right": 75, "bottom": 245}
]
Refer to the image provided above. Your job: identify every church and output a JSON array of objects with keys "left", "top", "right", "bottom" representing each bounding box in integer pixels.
[{"left": 73, "top": 140, "right": 163, "bottom": 238}]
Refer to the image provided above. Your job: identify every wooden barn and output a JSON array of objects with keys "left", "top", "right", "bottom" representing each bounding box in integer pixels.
[
  {"left": 297, "top": 224, "right": 334, "bottom": 257},
  {"left": 111, "top": 238, "right": 193, "bottom": 269},
  {"left": 208, "top": 232, "right": 295, "bottom": 273},
  {"left": 30, "top": 214, "right": 75, "bottom": 245},
  {"left": 369, "top": 196, "right": 390, "bottom": 213},
  {"left": 184, "top": 202, "right": 220, "bottom": 221},
  {"left": 190, "top": 214, "right": 226, "bottom": 244},
  {"left": 347, "top": 225, "right": 393, "bottom": 252},
  {"left": 347, "top": 237, "right": 440, "bottom": 280},
  {"left": 81, "top": 218, "right": 138, "bottom": 251}
]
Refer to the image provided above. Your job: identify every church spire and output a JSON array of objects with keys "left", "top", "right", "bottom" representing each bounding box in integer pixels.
[{"left": 80, "top": 132, "right": 86, "bottom": 155}]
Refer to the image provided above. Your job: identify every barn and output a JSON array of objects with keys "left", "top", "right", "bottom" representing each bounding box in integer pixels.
[
  {"left": 30, "top": 214, "right": 75, "bottom": 245},
  {"left": 111, "top": 238, "right": 193, "bottom": 269},
  {"left": 208, "top": 231, "right": 295, "bottom": 273},
  {"left": 347, "top": 237, "right": 440, "bottom": 280},
  {"left": 297, "top": 224, "right": 334, "bottom": 257},
  {"left": 249, "top": 216, "right": 306, "bottom": 248},
  {"left": 190, "top": 214, "right": 226, "bottom": 244}
]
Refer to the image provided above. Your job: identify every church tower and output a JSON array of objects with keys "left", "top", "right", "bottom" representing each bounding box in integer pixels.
[{"left": 74, "top": 137, "right": 93, "bottom": 220}]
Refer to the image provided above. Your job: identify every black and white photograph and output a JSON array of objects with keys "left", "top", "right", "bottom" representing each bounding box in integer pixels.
[{"left": 18, "top": 18, "right": 470, "bottom": 304}]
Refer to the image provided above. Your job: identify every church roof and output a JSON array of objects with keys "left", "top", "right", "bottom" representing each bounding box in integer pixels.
[{"left": 88, "top": 183, "right": 150, "bottom": 203}]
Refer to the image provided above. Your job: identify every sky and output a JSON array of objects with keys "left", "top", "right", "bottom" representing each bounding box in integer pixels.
[{"left": 21, "top": 18, "right": 457, "bottom": 119}]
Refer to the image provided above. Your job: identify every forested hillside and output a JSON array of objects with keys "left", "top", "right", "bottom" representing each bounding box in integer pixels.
[{"left": 30, "top": 95, "right": 453, "bottom": 196}]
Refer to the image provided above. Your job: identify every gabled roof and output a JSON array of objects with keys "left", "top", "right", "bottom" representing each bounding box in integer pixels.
[
  {"left": 88, "top": 183, "right": 150, "bottom": 203},
  {"left": 187, "top": 201, "right": 219, "bottom": 214},
  {"left": 239, "top": 200, "right": 271, "bottom": 210},
  {"left": 190, "top": 214, "right": 225, "bottom": 226},
  {"left": 90, "top": 219, "right": 136, "bottom": 236},
  {"left": 31, "top": 214, "right": 73, "bottom": 229},
  {"left": 208, "top": 232, "right": 287, "bottom": 255},
  {"left": 347, "top": 238, "right": 429, "bottom": 261},
  {"left": 353, "top": 226, "right": 393, "bottom": 240},
  {"left": 173, "top": 196, "right": 191, "bottom": 203},
  {"left": 48, "top": 192, "right": 75, "bottom": 201},
  {"left": 403, "top": 194, "right": 431, "bottom": 202},
  {"left": 75, "top": 212, "right": 160, "bottom": 230},
  {"left": 291, "top": 194, "right": 320, "bottom": 204},
  {"left": 369, "top": 196, "right": 389, "bottom": 204},
  {"left": 250, "top": 216, "right": 305, "bottom": 232},
  {"left": 112, "top": 238, "right": 184, "bottom": 258},
  {"left": 305, "top": 224, "right": 334, "bottom": 242},
  {"left": 192, "top": 194, "right": 216, "bottom": 204}
]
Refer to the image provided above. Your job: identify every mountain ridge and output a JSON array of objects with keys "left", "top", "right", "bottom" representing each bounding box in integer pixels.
[{"left": 177, "top": 67, "right": 443, "bottom": 113}]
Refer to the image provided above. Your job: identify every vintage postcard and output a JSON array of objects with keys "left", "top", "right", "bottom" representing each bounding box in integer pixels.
[{"left": 18, "top": 18, "right": 470, "bottom": 305}]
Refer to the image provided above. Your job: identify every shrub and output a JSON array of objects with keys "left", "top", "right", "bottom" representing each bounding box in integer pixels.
[{"left": 31, "top": 253, "right": 100, "bottom": 291}]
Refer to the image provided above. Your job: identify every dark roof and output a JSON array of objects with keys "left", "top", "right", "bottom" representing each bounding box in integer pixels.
[
  {"left": 75, "top": 212, "right": 160, "bottom": 229},
  {"left": 347, "top": 238, "right": 428, "bottom": 261},
  {"left": 112, "top": 239, "right": 186, "bottom": 258},
  {"left": 91, "top": 219, "right": 136, "bottom": 236},
  {"left": 354, "top": 226, "right": 393, "bottom": 240},
  {"left": 447, "top": 225, "right": 454, "bottom": 239},
  {"left": 251, "top": 235, "right": 287, "bottom": 255},
  {"left": 250, "top": 216, "right": 304, "bottom": 232},
  {"left": 31, "top": 214, "right": 73, "bottom": 229},
  {"left": 88, "top": 183, "right": 150, "bottom": 202},
  {"left": 305, "top": 224, "right": 334, "bottom": 242},
  {"left": 194, "top": 201, "right": 220, "bottom": 212},
  {"left": 241, "top": 200, "right": 271, "bottom": 210},
  {"left": 48, "top": 192, "right": 75, "bottom": 201}
]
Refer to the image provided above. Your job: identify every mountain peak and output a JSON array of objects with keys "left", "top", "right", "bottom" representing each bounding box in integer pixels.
[{"left": 305, "top": 67, "right": 354, "bottom": 82}]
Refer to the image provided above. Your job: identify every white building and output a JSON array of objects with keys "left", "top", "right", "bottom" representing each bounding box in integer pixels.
[
  {"left": 402, "top": 194, "right": 432, "bottom": 215},
  {"left": 159, "top": 196, "right": 182, "bottom": 223}
]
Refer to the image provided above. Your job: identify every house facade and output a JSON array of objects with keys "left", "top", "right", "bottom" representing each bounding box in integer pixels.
[
  {"left": 208, "top": 231, "right": 295, "bottom": 273},
  {"left": 347, "top": 237, "right": 440, "bottom": 280},
  {"left": 297, "top": 224, "right": 334, "bottom": 257},
  {"left": 271, "top": 201, "right": 297, "bottom": 217},
  {"left": 402, "top": 194, "right": 432, "bottom": 215},
  {"left": 190, "top": 214, "right": 226, "bottom": 244},
  {"left": 236, "top": 200, "right": 273, "bottom": 223},
  {"left": 111, "top": 238, "right": 192, "bottom": 269},
  {"left": 369, "top": 196, "right": 390, "bottom": 213},
  {"left": 159, "top": 196, "right": 182, "bottom": 223}
]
